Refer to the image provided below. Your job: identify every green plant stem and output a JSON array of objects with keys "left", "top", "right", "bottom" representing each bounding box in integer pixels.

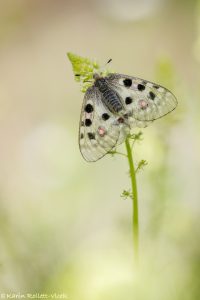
[{"left": 125, "top": 138, "right": 139, "bottom": 262}]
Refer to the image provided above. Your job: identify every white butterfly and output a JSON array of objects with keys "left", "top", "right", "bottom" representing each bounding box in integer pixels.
[{"left": 79, "top": 72, "right": 178, "bottom": 162}]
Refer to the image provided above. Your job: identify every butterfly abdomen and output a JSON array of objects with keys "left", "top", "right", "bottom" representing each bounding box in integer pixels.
[{"left": 95, "top": 78, "right": 123, "bottom": 113}]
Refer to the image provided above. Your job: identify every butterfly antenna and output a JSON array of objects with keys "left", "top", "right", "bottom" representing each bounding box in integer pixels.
[
  {"left": 103, "top": 59, "right": 112, "bottom": 68},
  {"left": 106, "top": 58, "right": 112, "bottom": 65},
  {"left": 99, "top": 58, "right": 112, "bottom": 74}
]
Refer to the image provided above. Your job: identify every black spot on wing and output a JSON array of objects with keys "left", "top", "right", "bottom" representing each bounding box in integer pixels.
[
  {"left": 149, "top": 91, "right": 156, "bottom": 100},
  {"left": 137, "top": 84, "right": 145, "bottom": 91},
  {"left": 88, "top": 132, "right": 95, "bottom": 139},
  {"left": 125, "top": 97, "right": 132, "bottom": 105},
  {"left": 85, "top": 119, "right": 92, "bottom": 126},
  {"left": 102, "top": 113, "right": 110, "bottom": 120},
  {"left": 123, "top": 78, "right": 132, "bottom": 87},
  {"left": 84, "top": 103, "right": 93, "bottom": 113}
]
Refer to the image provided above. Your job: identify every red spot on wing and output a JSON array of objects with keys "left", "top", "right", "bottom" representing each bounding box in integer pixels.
[
  {"left": 117, "top": 117, "right": 124, "bottom": 123},
  {"left": 98, "top": 126, "right": 106, "bottom": 137},
  {"left": 139, "top": 100, "right": 148, "bottom": 110}
]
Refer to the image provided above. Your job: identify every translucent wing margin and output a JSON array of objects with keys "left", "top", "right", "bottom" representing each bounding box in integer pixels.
[{"left": 106, "top": 73, "right": 178, "bottom": 122}]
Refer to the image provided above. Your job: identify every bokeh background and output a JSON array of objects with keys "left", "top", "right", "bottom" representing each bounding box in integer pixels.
[{"left": 0, "top": 0, "right": 200, "bottom": 299}]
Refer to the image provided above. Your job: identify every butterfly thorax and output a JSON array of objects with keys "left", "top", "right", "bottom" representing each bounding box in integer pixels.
[{"left": 94, "top": 76, "right": 123, "bottom": 113}]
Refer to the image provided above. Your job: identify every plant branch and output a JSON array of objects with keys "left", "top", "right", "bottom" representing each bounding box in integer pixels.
[
  {"left": 108, "top": 150, "right": 127, "bottom": 157},
  {"left": 125, "top": 137, "right": 139, "bottom": 262}
]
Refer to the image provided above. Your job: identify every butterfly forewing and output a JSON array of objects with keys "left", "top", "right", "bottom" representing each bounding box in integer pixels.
[
  {"left": 106, "top": 73, "right": 178, "bottom": 122},
  {"left": 79, "top": 86, "right": 125, "bottom": 162}
]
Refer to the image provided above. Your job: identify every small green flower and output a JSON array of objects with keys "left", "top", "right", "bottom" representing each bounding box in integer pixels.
[
  {"left": 136, "top": 160, "right": 148, "bottom": 173},
  {"left": 67, "top": 52, "right": 112, "bottom": 92},
  {"left": 67, "top": 52, "right": 100, "bottom": 92},
  {"left": 121, "top": 189, "right": 133, "bottom": 200}
]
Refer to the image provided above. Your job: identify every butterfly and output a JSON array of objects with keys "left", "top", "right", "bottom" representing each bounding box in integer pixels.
[{"left": 79, "top": 72, "right": 177, "bottom": 162}]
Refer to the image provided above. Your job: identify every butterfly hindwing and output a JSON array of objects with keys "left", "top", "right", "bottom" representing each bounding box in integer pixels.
[
  {"left": 79, "top": 86, "right": 128, "bottom": 162},
  {"left": 106, "top": 73, "right": 178, "bottom": 122}
]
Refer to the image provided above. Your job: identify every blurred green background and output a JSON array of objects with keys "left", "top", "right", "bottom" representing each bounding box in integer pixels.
[{"left": 0, "top": 0, "right": 200, "bottom": 299}]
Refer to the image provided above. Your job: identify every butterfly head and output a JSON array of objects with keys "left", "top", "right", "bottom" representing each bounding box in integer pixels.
[{"left": 93, "top": 73, "right": 102, "bottom": 80}]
